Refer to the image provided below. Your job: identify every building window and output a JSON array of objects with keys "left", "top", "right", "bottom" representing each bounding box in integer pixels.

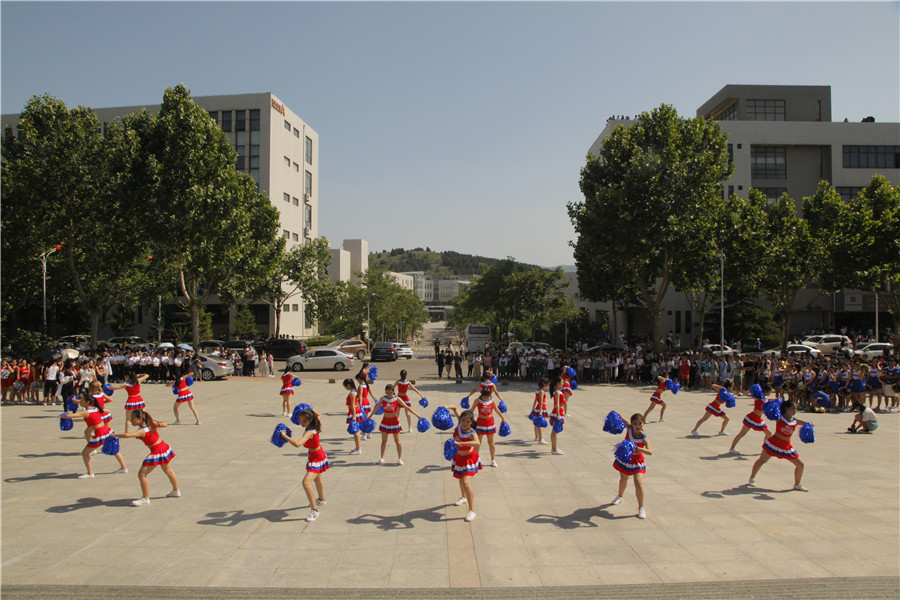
[
  {"left": 716, "top": 103, "right": 737, "bottom": 121},
  {"left": 751, "top": 146, "right": 786, "bottom": 179},
  {"left": 842, "top": 145, "right": 900, "bottom": 169},
  {"left": 835, "top": 186, "right": 865, "bottom": 202},
  {"left": 304, "top": 204, "right": 312, "bottom": 229},
  {"left": 746, "top": 99, "right": 785, "bottom": 121},
  {"left": 208, "top": 111, "right": 218, "bottom": 125},
  {"left": 305, "top": 171, "right": 313, "bottom": 196},
  {"left": 250, "top": 130, "right": 260, "bottom": 178},
  {"left": 292, "top": 304, "right": 299, "bottom": 312},
  {"left": 235, "top": 131, "right": 246, "bottom": 170},
  {"left": 754, "top": 188, "right": 788, "bottom": 203},
  {"left": 305, "top": 136, "right": 313, "bottom": 164},
  {"left": 235, "top": 110, "right": 246, "bottom": 131},
  {"left": 250, "top": 109, "right": 260, "bottom": 131},
  {"left": 221, "top": 111, "right": 232, "bottom": 132},
  {"left": 283, "top": 304, "right": 290, "bottom": 312},
  {"left": 292, "top": 196, "right": 299, "bottom": 206},
  {"left": 283, "top": 230, "right": 290, "bottom": 238},
  {"left": 284, "top": 120, "right": 291, "bottom": 132},
  {"left": 292, "top": 233, "right": 299, "bottom": 242},
  {"left": 293, "top": 127, "right": 300, "bottom": 138},
  {"left": 685, "top": 310, "right": 692, "bottom": 334},
  {"left": 283, "top": 193, "right": 290, "bottom": 203},
  {"left": 675, "top": 310, "right": 681, "bottom": 334},
  {"left": 284, "top": 156, "right": 291, "bottom": 167},
  {"left": 727, "top": 185, "right": 734, "bottom": 198}
]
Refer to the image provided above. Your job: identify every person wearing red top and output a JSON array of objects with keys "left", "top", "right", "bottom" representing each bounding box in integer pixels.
[
  {"left": 443, "top": 405, "right": 481, "bottom": 522},
  {"left": 474, "top": 388, "right": 505, "bottom": 467},
  {"left": 109, "top": 369, "right": 148, "bottom": 433},
  {"left": 728, "top": 386, "right": 772, "bottom": 455},
  {"left": 611, "top": 413, "right": 653, "bottom": 519},
  {"left": 172, "top": 374, "right": 200, "bottom": 425},
  {"left": 354, "top": 373, "right": 374, "bottom": 441},
  {"left": 280, "top": 408, "right": 329, "bottom": 522},
  {"left": 748, "top": 399, "right": 810, "bottom": 491},
  {"left": 344, "top": 379, "right": 363, "bottom": 455},
  {"left": 61, "top": 392, "right": 127, "bottom": 479},
  {"left": 1, "top": 359, "right": 14, "bottom": 404},
  {"left": 548, "top": 376, "right": 567, "bottom": 455},
  {"left": 394, "top": 369, "right": 426, "bottom": 432},
  {"left": 691, "top": 380, "right": 732, "bottom": 436},
  {"left": 464, "top": 371, "right": 503, "bottom": 405},
  {"left": 279, "top": 369, "right": 295, "bottom": 417},
  {"left": 115, "top": 409, "right": 180, "bottom": 506},
  {"left": 530, "top": 377, "right": 550, "bottom": 444},
  {"left": 642, "top": 375, "right": 670, "bottom": 423},
  {"left": 365, "top": 383, "right": 423, "bottom": 465}
]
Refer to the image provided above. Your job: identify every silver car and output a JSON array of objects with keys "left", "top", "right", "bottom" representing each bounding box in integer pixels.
[
  {"left": 395, "top": 343, "right": 414, "bottom": 359},
  {"left": 287, "top": 349, "right": 355, "bottom": 372},
  {"left": 197, "top": 353, "right": 235, "bottom": 380}
]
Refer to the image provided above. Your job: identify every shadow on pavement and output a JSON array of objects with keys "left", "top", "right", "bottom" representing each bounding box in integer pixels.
[
  {"left": 528, "top": 504, "right": 631, "bottom": 529},
  {"left": 46, "top": 497, "right": 134, "bottom": 512},
  {"left": 198, "top": 507, "right": 306, "bottom": 526},
  {"left": 19, "top": 452, "right": 82, "bottom": 459},
  {"left": 701, "top": 484, "right": 786, "bottom": 500},
  {"left": 349, "top": 504, "right": 450, "bottom": 530},
  {"left": 5, "top": 471, "right": 82, "bottom": 483}
]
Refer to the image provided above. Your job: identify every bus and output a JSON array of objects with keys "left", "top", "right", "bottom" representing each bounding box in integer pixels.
[{"left": 464, "top": 324, "right": 491, "bottom": 353}]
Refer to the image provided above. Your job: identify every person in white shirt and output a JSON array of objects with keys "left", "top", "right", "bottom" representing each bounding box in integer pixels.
[
  {"left": 848, "top": 402, "right": 878, "bottom": 433},
  {"left": 43, "top": 359, "right": 61, "bottom": 405}
]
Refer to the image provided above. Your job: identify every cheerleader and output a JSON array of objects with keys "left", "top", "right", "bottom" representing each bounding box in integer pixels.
[
  {"left": 611, "top": 413, "right": 652, "bottom": 519},
  {"left": 642, "top": 375, "right": 669, "bottom": 423},
  {"left": 343, "top": 378, "right": 363, "bottom": 455},
  {"left": 279, "top": 368, "right": 296, "bottom": 417},
  {"left": 771, "top": 359, "right": 784, "bottom": 397},
  {"left": 865, "top": 361, "right": 883, "bottom": 411},
  {"left": 549, "top": 376, "right": 566, "bottom": 455},
  {"left": 394, "top": 370, "right": 426, "bottom": 432},
  {"left": 748, "top": 399, "right": 810, "bottom": 491},
  {"left": 62, "top": 392, "right": 127, "bottom": 478},
  {"left": 365, "top": 383, "right": 423, "bottom": 465},
  {"left": 465, "top": 370, "right": 503, "bottom": 405},
  {"left": 530, "top": 377, "right": 550, "bottom": 444},
  {"left": 87, "top": 381, "right": 114, "bottom": 429},
  {"left": 850, "top": 362, "right": 866, "bottom": 406},
  {"left": 1, "top": 359, "right": 13, "bottom": 404},
  {"left": 354, "top": 373, "right": 373, "bottom": 440},
  {"left": 728, "top": 385, "right": 772, "bottom": 454},
  {"left": 443, "top": 405, "right": 481, "bottom": 522},
  {"left": 473, "top": 387, "right": 506, "bottom": 467},
  {"left": 172, "top": 374, "right": 200, "bottom": 425},
  {"left": 691, "top": 380, "right": 732, "bottom": 436},
  {"left": 114, "top": 409, "right": 179, "bottom": 505},
  {"left": 108, "top": 369, "right": 148, "bottom": 433},
  {"left": 280, "top": 408, "right": 328, "bottom": 521}
]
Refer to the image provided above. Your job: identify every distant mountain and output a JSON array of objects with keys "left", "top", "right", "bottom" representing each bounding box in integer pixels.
[{"left": 369, "top": 248, "right": 544, "bottom": 277}]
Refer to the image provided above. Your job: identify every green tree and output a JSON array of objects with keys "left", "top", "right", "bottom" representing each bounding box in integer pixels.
[
  {"left": 259, "top": 237, "right": 333, "bottom": 336},
  {"left": 231, "top": 304, "right": 258, "bottom": 339},
  {"left": 569, "top": 104, "right": 733, "bottom": 350}
]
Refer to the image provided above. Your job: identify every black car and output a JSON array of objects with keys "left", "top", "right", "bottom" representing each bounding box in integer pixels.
[
  {"left": 370, "top": 342, "right": 398, "bottom": 362},
  {"left": 258, "top": 338, "right": 308, "bottom": 360}
]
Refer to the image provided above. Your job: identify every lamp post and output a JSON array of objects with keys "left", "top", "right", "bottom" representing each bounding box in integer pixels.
[
  {"left": 366, "top": 292, "right": 375, "bottom": 350},
  {"left": 719, "top": 249, "right": 725, "bottom": 352},
  {"left": 39, "top": 244, "right": 62, "bottom": 334}
]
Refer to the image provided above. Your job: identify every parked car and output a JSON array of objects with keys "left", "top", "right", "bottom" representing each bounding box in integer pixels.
[
  {"left": 59, "top": 334, "right": 92, "bottom": 349},
  {"left": 198, "top": 340, "right": 226, "bottom": 351},
  {"left": 585, "top": 344, "right": 628, "bottom": 354},
  {"left": 371, "top": 341, "right": 398, "bottom": 362},
  {"left": 801, "top": 335, "right": 853, "bottom": 355},
  {"left": 327, "top": 339, "right": 368, "bottom": 360},
  {"left": 701, "top": 344, "right": 737, "bottom": 356},
  {"left": 395, "top": 343, "right": 413, "bottom": 359},
  {"left": 761, "top": 345, "right": 823, "bottom": 358},
  {"left": 105, "top": 336, "right": 149, "bottom": 349},
  {"left": 847, "top": 342, "right": 894, "bottom": 358},
  {"left": 258, "top": 338, "right": 308, "bottom": 360},
  {"left": 287, "top": 349, "right": 354, "bottom": 372},
  {"left": 196, "top": 353, "right": 234, "bottom": 380}
]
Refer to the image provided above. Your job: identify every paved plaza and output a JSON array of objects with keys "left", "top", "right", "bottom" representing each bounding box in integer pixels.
[{"left": 2, "top": 357, "right": 898, "bottom": 599}]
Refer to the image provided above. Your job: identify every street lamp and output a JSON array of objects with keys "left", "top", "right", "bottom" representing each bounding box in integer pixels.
[
  {"left": 38, "top": 244, "right": 62, "bottom": 334},
  {"left": 719, "top": 249, "right": 725, "bottom": 351},
  {"left": 366, "top": 292, "right": 376, "bottom": 350}
]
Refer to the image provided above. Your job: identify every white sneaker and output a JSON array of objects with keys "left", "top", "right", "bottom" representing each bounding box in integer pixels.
[
  {"left": 349, "top": 449, "right": 360, "bottom": 456},
  {"left": 551, "top": 450, "right": 564, "bottom": 455},
  {"left": 78, "top": 473, "right": 94, "bottom": 479},
  {"left": 315, "top": 498, "right": 327, "bottom": 507},
  {"left": 611, "top": 496, "right": 622, "bottom": 505},
  {"left": 114, "top": 468, "right": 128, "bottom": 474},
  {"left": 728, "top": 448, "right": 740, "bottom": 455},
  {"left": 793, "top": 483, "right": 808, "bottom": 492},
  {"left": 637, "top": 507, "right": 646, "bottom": 519},
  {"left": 658, "top": 419, "right": 666, "bottom": 422},
  {"left": 454, "top": 497, "right": 468, "bottom": 506},
  {"left": 397, "top": 458, "right": 404, "bottom": 465},
  {"left": 490, "top": 460, "right": 498, "bottom": 468},
  {"left": 690, "top": 430, "right": 699, "bottom": 437},
  {"left": 538, "top": 440, "right": 548, "bottom": 445},
  {"left": 747, "top": 478, "right": 756, "bottom": 486},
  {"left": 132, "top": 497, "right": 150, "bottom": 506},
  {"left": 195, "top": 421, "right": 201, "bottom": 425},
  {"left": 89, "top": 450, "right": 98, "bottom": 456},
  {"left": 464, "top": 510, "right": 476, "bottom": 522},
  {"left": 718, "top": 431, "right": 729, "bottom": 436},
  {"left": 166, "top": 490, "right": 181, "bottom": 498},
  {"left": 306, "top": 510, "right": 319, "bottom": 522},
  {"left": 377, "top": 458, "right": 384, "bottom": 464},
  {"left": 172, "top": 421, "right": 181, "bottom": 425}
]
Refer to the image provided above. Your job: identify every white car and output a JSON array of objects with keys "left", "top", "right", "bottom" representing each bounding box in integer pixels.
[
  {"left": 287, "top": 349, "right": 355, "bottom": 372},
  {"left": 395, "top": 343, "right": 413, "bottom": 359},
  {"left": 802, "top": 335, "right": 853, "bottom": 355},
  {"left": 847, "top": 342, "right": 894, "bottom": 358},
  {"left": 761, "top": 345, "right": 822, "bottom": 358},
  {"left": 701, "top": 344, "right": 736, "bottom": 356}
]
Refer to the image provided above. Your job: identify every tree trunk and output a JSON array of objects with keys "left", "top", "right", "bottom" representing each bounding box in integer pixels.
[
  {"left": 191, "top": 303, "right": 200, "bottom": 348},
  {"left": 90, "top": 308, "right": 101, "bottom": 351}
]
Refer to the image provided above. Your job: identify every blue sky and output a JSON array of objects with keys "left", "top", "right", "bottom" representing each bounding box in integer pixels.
[{"left": 3, "top": 1, "right": 898, "bottom": 268}]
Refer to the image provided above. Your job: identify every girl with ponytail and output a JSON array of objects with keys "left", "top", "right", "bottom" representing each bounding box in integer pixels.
[{"left": 115, "top": 409, "right": 180, "bottom": 506}]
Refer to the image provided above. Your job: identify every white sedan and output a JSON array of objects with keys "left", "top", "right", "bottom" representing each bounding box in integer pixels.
[{"left": 287, "top": 349, "right": 355, "bottom": 372}]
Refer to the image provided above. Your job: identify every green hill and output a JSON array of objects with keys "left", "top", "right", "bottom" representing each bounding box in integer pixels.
[{"left": 369, "top": 248, "right": 542, "bottom": 277}]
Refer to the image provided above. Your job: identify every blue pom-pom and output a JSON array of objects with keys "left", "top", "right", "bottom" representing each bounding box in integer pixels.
[
  {"left": 553, "top": 419, "right": 564, "bottom": 433},
  {"left": 723, "top": 391, "right": 736, "bottom": 409},
  {"left": 290, "top": 405, "right": 304, "bottom": 426},
  {"left": 270, "top": 423, "right": 292, "bottom": 447},
  {"left": 815, "top": 391, "right": 830, "bottom": 409},
  {"left": 101, "top": 436, "right": 120, "bottom": 456},
  {"left": 603, "top": 411, "right": 626, "bottom": 435},
  {"left": 498, "top": 422, "right": 511, "bottom": 437},
  {"left": 419, "top": 397, "right": 429, "bottom": 408},
  {"left": 347, "top": 420, "right": 360, "bottom": 435},
  {"left": 566, "top": 366, "right": 576, "bottom": 378},
  {"left": 375, "top": 404, "right": 384, "bottom": 416},
  {"left": 103, "top": 384, "right": 114, "bottom": 396},
  {"left": 431, "top": 407, "right": 454, "bottom": 431},
  {"left": 614, "top": 439, "right": 636, "bottom": 463},
  {"left": 417, "top": 417, "right": 431, "bottom": 433},
  {"left": 443, "top": 438, "right": 458, "bottom": 461},
  {"left": 570, "top": 379, "right": 578, "bottom": 390},
  {"left": 360, "top": 418, "right": 376, "bottom": 434},
  {"left": 460, "top": 397, "right": 470, "bottom": 409},
  {"left": 185, "top": 376, "right": 194, "bottom": 386},
  {"left": 59, "top": 416, "right": 73, "bottom": 431},
  {"left": 292, "top": 377, "right": 301, "bottom": 387},
  {"left": 763, "top": 399, "right": 783, "bottom": 421},
  {"left": 799, "top": 422, "right": 815, "bottom": 444},
  {"left": 749, "top": 384, "right": 764, "bottom": 400},
  {"left": 534, "top": 416, "right": 549, "bottom": 428},
  {"left": 671, "top": 382, "right": 680, "bottom": 395},
  {"left": 66, "top": 397, "right": 79, "bottom": 412},
  {"left": 498, "top": 400, "right": 507, "bottom": 413},
  {"left": 665, "top": 379, "right": 674, "bottom": 391},
  {"left": 490, "top": 375, "right": 498, "bottom": 384},
  {"left": 171, "top": 385, "right": 179, "bottom": 395},
  {"left": 368, "top": 366, "right": 378, "bottom": 381}
]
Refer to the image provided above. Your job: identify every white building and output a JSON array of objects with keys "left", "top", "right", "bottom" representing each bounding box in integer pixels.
[{"left": 328, "top": 239, "right": 368, "bottom": 284}]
